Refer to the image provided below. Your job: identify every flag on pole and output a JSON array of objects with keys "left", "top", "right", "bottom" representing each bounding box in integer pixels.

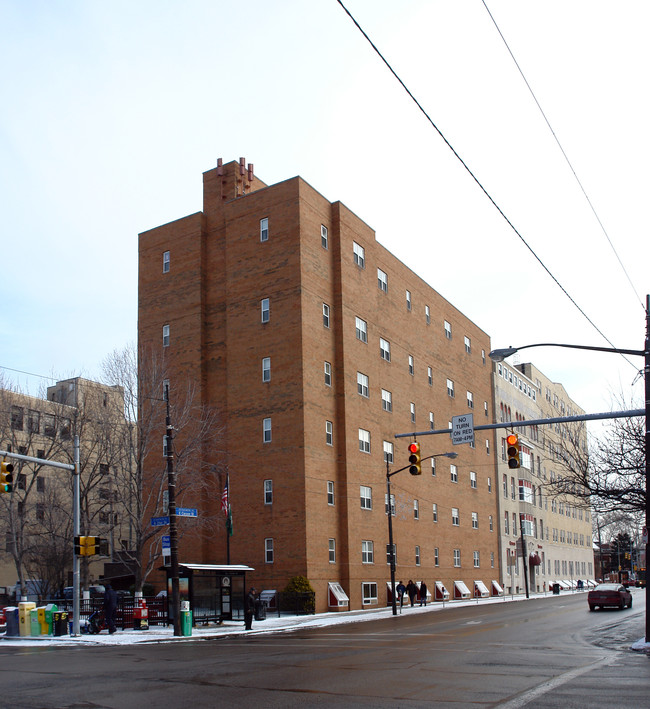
[{"left": 221, "top": 480, "right": 229, "bottom": 516}]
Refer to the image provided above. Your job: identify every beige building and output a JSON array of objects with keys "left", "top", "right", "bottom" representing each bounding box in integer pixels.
[
  {"left": 493, "top": 360, "right": 594, "bottom": 594},
  {"left": 0, "top": 377, "right": 130, "bottom": 599}
]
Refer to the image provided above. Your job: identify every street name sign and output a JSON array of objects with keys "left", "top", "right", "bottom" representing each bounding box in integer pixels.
[
  {"left": 177, "top": 507, "right": 198, "bottom": 517},
  {"left": 151, "top": 516, "right": 169, "bottom": 526}
]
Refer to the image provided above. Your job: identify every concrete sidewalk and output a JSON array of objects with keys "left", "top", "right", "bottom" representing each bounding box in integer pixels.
[{"left": 3, "top": 590, "right": 649, "bottom": 652}]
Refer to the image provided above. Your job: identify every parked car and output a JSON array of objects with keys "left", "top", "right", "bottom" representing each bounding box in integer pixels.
[{"left": 588, "top": 583, "right": 632, "bottom": 611}]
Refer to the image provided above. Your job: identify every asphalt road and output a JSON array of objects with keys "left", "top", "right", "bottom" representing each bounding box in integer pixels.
[{"left": 1, "top": 590, "right": 648, "bottom": 708}]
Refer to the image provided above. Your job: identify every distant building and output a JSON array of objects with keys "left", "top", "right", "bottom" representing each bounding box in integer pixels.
[{"left": 138, "top": 158, "right": 500, "bottom": 611}]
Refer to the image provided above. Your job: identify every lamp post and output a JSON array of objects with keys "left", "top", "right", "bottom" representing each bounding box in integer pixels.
[
  {"left": 386, "top": 451, "right": 458, "bottom": 616},
  {"left": 489, "top": 294, "right": 649, "bottom": 642}
]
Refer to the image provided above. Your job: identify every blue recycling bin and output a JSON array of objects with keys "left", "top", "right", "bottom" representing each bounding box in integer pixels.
[{"left": 5, "top": 607, "right": 19, "bottom": 637}]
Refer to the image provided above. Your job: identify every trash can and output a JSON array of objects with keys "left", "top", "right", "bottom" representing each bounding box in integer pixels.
[
  {"left": 552, "top": 583, "right": 560, "bottom": 595},
  {"left": 254, "top": 598, "right": 267, "bottom": 621},
  {"left": 52, "top": 611, "right": 69, "bottom": 636},
  {"left": 5, "top": 607, "right": 19, "bottom": 637},
  {"left": 181, "top": 609, "right": 192, "bottom": 636}
]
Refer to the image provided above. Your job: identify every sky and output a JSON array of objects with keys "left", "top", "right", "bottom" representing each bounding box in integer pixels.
[{"left": 2, "top": 0, "right": 648, "bottom": 424}]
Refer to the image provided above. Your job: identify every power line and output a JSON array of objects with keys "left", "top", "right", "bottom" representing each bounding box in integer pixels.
[
  {"left": 335, "top": 0, "right": 634, "bottom": 365},
  {"left": 481, "top": 0, "right": 645, "bottom": 313}
]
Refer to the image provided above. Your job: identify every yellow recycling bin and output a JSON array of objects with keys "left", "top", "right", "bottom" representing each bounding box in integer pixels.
[{"left": 19, "top": 601, "right": 36, "bottom": 637}]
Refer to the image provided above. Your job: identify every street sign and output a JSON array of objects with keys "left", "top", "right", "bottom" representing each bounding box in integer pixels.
[
  {"left": 451, "top": 414, "right": 474, "bottom": 445},
  {"left": 162, "top": 535, "right": 171, "bottom": 549},
  {"left": 176, "top": 507, "right": 198, "bottom": 517},
  {"left": 150, "top": 516, "right": 170, "bottom": 526}
]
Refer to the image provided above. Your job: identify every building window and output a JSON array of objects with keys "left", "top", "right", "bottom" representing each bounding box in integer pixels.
[
  {"left": 359, "top": 429, "right": 371, "bottom": 453},
  {"left": 486, "top": 438, "right": 490, "bottom": 455},
  {"left": 162, "top": 250, "right": 170, "bottom": 273},
  {"left": 362, "top": 582, "right": 378, "bottom": 605},
  {"left": 380, "top": 338, "right": 391, "bottom": 361},
  {"left": 467, "top": 391, "right": 474, "bottom": 409},
  {"left": 405, "top": 290, "right": 411, "bottom": 311},
  {"left": 489, "top": 515, "right": 494, "bottom": 532},
  {"left": 360, "top": 485, "right": 372, "bottom": 510},
  {"left": 324, "top": 361, "right": 332, "bottom": 386},
  {"left": 431, "top": 458, "right": 436, "bottom": 476},
  {"left": 383, "top": 440, "right": 393, "bottom": 464},
  {"left": 432, "top": 503, "right": 438, "bottom": 522},
  {"left": 321, "top": 224, "right": 328, "bottom": 249},
  {"left": 327, "top": 480, "right": 335, "bottom": 505},
  {"left": 444, "top": 320, "right": 452, "bottom": 339},
  {"left": 484, "top": 401, "right": 489, "bottom": 417},
  {"left": 504, "top": 512, "right": 509, "bottom": 535},
  {"left": 326, "top": 420, "right": 333, "bottom": 446},
  {"left": 450, "top": 464, "right": 458, "bottom": 483},
  {"left": 377, "top": 268, "right": 388, "bottom": 293},
  {"left": 470, "top": 471, "right": 477, "bottom": 489},
  {"left": 408, "top": 355, "right": 414, "bottom": 375},
  {"left": 43, "top": 413, "right": 55, "bottom": 437},
  {"left": 473, "top": 551, "right": 480, "bottom": 568},
  {"left": 353, "top": 241, "right": 365, "bottom": 268},
  {"left": 263, "top": 417, "right": 272, "bottom": 443},
  {"left": 362, "top": 540, "right": 374, "bottom": 564},
  {"left": 425, "top": 305, "right": 430, "bottom": 324},
  {"left": 452, "top": 507, "right": 460, "bottom": 526},
  {"left": 265, "top": 538, "right": 274, "bottom": 563},
  {"left": 329, "top": 539, "right": 336, "bottom": 563},
  {"left": 260, "top": 217, "right": 269, "bottom": 242},
  {"left": 323, "top": 303, "right": 330, "bottom": 328},
  {"left": 381, "top": 389, "right": 392, "bottom": 412},
  {"left": 454, "top": 549, "right": 461, "bottom": 567},
  {"left": 28, "top": 410, "right": 40, "bottom": 434},
  {"left": 447, "top": 379, "right": 455, "bottom": 397},
  {"left": 355, "top": 317, "right": 368, "bottom": 343},
  {"left": 472, "top": 512, "right": 478, "bottom": 529},
  {"left": 262, "top": 357, "right": 271, "bottom": 382},
  {"left": 415, "top": 546, "right": 421, "bottom": 566},
  {"left": 464, "top": 336, "right": 471, "bottom": 353},
  {"left": 357, "top": 372, "right": 369, "bottom": 397},
  {"left": 429, "top": 412, "right": 434, "bottom": 431},
  {"left": 410, "top": 402, "right": 416, "bottom": 423},
  {"left": 162, "top": 325, "right": 170, "bottom": 347},
  {"left": 491, "top": 552, "right": 495, "bottom": 568},
  {"left": 99, "top": 464, "right": 109, "bottom": 477},
  {"left": 414, "top": 499, "right": 419, "bottom": 520},
  {"left": 264, "top": 479, "right": 273, "bottom": 505},
  {"left": 36, "top": 476, "right": 45, "bottom": 492},
  {"left": 427, "top": 366, "right": 433, "bottom": 386},
  {"left": 261, "top": 298, "right": 270, "bottom": 323},
  {"left": 434, "top": 547, "right": 439, "bottom": 566}
]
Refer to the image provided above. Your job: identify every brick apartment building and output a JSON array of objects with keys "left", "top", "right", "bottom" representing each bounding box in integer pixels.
[{"left": 138, "top": 158, "right": 501, "bottom": 612}]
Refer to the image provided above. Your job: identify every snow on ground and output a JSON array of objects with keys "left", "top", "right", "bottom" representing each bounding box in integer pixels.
[{"left": 3, "top": 590, "right": 649, "bottom": 652}]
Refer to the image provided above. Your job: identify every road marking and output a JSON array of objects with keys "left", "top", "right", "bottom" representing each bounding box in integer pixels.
[{"left": 495, "top": 655, "right": 613, "bottom": 708}]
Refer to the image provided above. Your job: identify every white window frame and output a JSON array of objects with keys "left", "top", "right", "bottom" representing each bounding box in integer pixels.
[
  {"left": 263, "top": 417, "right": 272, "bottom": 443},
  {"left": 447, "top": 378, "right": 455, "bottom": 397},
  {"left": 472, "top": 512, "right": 478, "bottom": 529},
  {"left": 429, "top": 412, "right": 434, "bottom": 431},
  {"left": 362, "top": 540, "right": 374, "bottom": 564},
  {"left": 321, "top": 224, "right": 328, "bottom": 249},
  {"left": 470, "top": 470, "right": 477, "bottom": 489},
  {"left": 359, "top": 428, "right": 371, "bottom": 454},
  {"left": 355, "top": 316, "right": 368, "bottom": 343},
  {"left": 357, "top": 372, "right": 369, "bottom": 397},
  {"left": 380, "top": 338, "right": 391, "bottom": 361},
  {"left": 408, "top": 355, "right": 414, "bottom": 375},
  {"left": 381, "top": 389, "right": 392, "bottom": 412},
  {"left": 162, "top": 324, "right": 170, "bottom": 347},
  {"left": 464, "top": 335, "right": 471, "bottom": 353},
  {"left": 377, "top": 268, "right": 388, "bottom": 293},
  {"left": 413, "top": 499, "right": 419, "bottom": 520},
  {"left": 427, "top": 366, "right": 433, "bottom": 385},
  {"left": 467, "top": 390, "right": 474, "bottom": 409},
  {"left": 353, "top": 241, "right": 365, "bottom": 268},
  {"left": 453, "top": 549, "right": 461, "bottom": 567},
  {"left": 323, "top": 303, "right": 330, "bottom": 328},
  {"left": 264, "top": 479, "right": 273, "bottom": 505},
  {"left": 162, "top": 250, "right": 170, "bottom": 273},
  {"left": 327, "top": 480, "right": 335, "bottom": 505},
  {"left": 415, "top": 545, "right": 421, "bottom": 566},
  {"left": 362, "top": 582, "right": 378, "bottom": 605},
  {"left": 265, "top": 538, "right": 274, "bottom": 563},
  {"left": 444, "top": 320, "right": 452, "bottom": 339},
  {"left": 450, "top": 464, "right": 458, "bottom": 483},
  {"left": 261, "top": 298, "right": 270, "bottom": 323},
  {"left": 262, "top": 357, "right": 271, "bottom": 382},
  {"left": 360, "top": 485, "right": 372, "bottom": 510},
  {"left": 260, "top": 217, "right": 269, "bottom": 242},
  {"left": 324, "top": 361, "right": 332, "bottom": 386},
  {"left": 326, "top": 420, "right": 333, "bottom": 446},
  {"left": 432, "top": 503, "right": 438, "bottom": 522},
  {"left": 425, "top": 304, "right": 430, "bottom": 324},
  {"left": 452, "top": 507, "right": 460, "bottom": 526},
  {"left": 434, "top": 547, "right": 439, "bottom": 566},
  {"left": 405, "top": 290, "right": 411, "bottom": 311},
  {"left": 329, "top": 538, "right": 336, "bottom": 563},
  {"left": 383, "top": 440, "right": 393, "bottom": 464},
  {"left": 473, "top": 551, "right": 480, "bottom": 568}
]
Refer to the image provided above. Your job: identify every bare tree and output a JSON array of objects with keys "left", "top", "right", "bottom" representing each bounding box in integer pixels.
[{"left": 101, "top": 343, "right": 225, "bottom": 592}]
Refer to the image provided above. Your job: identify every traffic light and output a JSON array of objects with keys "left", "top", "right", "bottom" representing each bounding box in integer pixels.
[
  {"left": 0, "top": 461, "right": 13, "bottom": 493},
  {"left": 408, "top": 441, "right": 422, "bottom": 475},
  {"left": 506, "top": 433, "right": 520, "bottom": 469},
  {"left": 74, "top": 536, "right": 106, "bottom": 556}
]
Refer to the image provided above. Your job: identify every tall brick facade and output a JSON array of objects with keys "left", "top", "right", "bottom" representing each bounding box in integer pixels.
[{"left": 138, "top": 159, "right": 500, "bottom": 611}]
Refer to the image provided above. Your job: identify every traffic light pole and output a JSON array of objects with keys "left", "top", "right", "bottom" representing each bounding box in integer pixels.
[{"left": 165, "top": 398, "right": 181, "bottom": 637}]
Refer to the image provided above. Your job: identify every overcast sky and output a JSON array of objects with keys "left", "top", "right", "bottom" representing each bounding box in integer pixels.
[{"left": 2, "top": 0, "right": 648, "bottom": 423}]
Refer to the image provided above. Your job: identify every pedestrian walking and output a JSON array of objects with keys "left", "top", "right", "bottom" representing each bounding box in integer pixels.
[
  {"left": 103, "top": 583, "right": 118, "bottom": 634},
  {"left": 419, "top": 581, "right": 428, "bottom": 606},
  {"left": 396, "top": 581, "right": 406, "bottom": 608},
  {"left": 245, "top": 587, "right": 256, "bottom": 630},
  {"left": 406, "top": 580, "right": 417, "bottom": 607}
]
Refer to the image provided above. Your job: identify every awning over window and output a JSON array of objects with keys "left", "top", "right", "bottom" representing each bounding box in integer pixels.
[
  {"left": 491, "top": 580, "right": 504, "bottom": 596},
  {"left": 474, "top": 580, "right": 489, "bottom": 598},
  {"left": 328, "top": 582, "right": 349, "bottom": 607},
  {"left": 454, "top": 580, "right": 471, "bottom": 599},
  {"left": 434, "top": 581, "right": 449, "bottom": 601}
]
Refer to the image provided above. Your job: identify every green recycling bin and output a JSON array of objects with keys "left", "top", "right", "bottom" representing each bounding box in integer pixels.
[
  {"left": 181, "top": 610, "right": 192, "bottom": 636},
  {"left": 30, "top": 609, "right": 41, "bottom": 636}
]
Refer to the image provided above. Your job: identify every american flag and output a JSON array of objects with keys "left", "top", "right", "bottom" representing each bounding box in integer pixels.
[{"left": 221, "top": 480, "right": 229, "bottom": 516}]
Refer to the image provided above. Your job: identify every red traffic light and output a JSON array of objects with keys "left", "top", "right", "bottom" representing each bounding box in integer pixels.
[
  {"left": 408, "top": 442, "right": 419, "bottom": 454},
  {"left": 408, "top": 441, "right": 421, "bottom": 475}
]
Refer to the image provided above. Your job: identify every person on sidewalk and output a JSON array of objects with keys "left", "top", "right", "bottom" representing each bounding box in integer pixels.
[
  {"left": 419, "top": 581, "right": 428, "bottom": 606},
  {"left": 406, "top": 580, "right": 417, "bottom": 607},
  {"left": 396, "top": 581, "right": 406, "bottom": 608},
  {"left": 103, "top": 583, "right": 118, "bottom": 634},
  {"left": 245, "top": 587, "right": 256, "bottom": 630}
]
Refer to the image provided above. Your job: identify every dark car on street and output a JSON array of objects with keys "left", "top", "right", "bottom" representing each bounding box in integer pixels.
[{"left": 588, "top": 583, "right": 632, "bottom": 611}]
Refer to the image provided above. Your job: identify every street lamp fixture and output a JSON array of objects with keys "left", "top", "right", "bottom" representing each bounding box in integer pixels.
[
  {"left": 488, "top": 298, "right": 649, "bottom": 643},
  {"left": 386, "top": 451, "right": 458, "bottom": 616}
]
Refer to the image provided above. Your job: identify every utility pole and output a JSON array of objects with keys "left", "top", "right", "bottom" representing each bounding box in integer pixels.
[{"left": 165, "top": 398, "right": 181, "bottom": 636}]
